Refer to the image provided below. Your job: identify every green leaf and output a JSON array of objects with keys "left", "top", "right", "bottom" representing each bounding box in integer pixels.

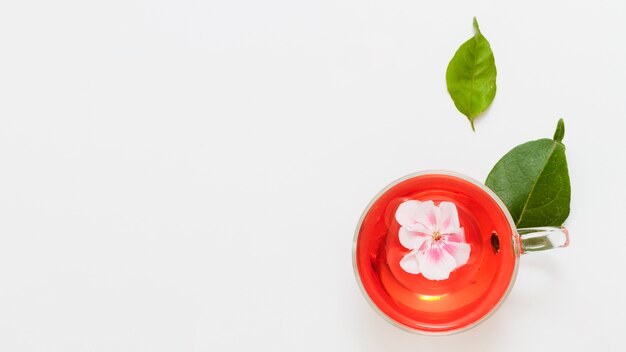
[
  {"left": 446, "top": 17, "right": 497, "bottom": 131},
  {"left": 485, "top": 120, "right": 571, "bottom": 228}
]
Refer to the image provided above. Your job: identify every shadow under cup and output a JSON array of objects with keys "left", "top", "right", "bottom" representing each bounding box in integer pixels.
[{"left": 353, "top": 172, "right": 520, "bottom": 334}]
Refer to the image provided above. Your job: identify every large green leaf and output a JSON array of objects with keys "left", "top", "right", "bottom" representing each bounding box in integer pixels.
[
  {"left": 485, "top": 119, "right": 571, "bottom": 228},
  {"left": 446, "top": 17, "right": 497, "bottom": 131}
]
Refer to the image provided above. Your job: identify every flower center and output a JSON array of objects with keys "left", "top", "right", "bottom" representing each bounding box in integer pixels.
[{"left": 432, "top": 231, "right": 442, "bottom": 241}]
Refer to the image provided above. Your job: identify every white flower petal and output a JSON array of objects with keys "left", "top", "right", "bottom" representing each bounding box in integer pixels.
[
  {"left": 395, "top": 200, "right": 422, "bottom": 228},
  {"left": 399, "top": 250, "right": 421, "bottom": 274},
  {"left": 437, "top": 201, "right": 461, "bottom": 234},
  {"left": 398, "top": 227, "right": 430, "bottom": 250},
  {"left": 411, "top": 200, "right": 438, "bottom": 233},
  {"left": 395, "top": 200, "right": 439, "bottom": 233},
  {"left": 442, "top": 241, "right": 471, "bottom": 267},
  {"left": 443, "top": 228, "right": 466, "bottom": 243},
  {"left": 417, "top": 243, "right": 457, "bottom": 281},
  {"left": 408, "top": 222, "right": 432, "bottom": 235}
]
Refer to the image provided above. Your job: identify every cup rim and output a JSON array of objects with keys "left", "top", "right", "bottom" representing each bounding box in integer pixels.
[{"left": 352, "top": 169, "right": 521, "bottom": 335}]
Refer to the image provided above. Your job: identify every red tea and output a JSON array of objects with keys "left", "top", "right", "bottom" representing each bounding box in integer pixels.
[{"left": 354, "top": 173, "right": 519, "bottom": 333}]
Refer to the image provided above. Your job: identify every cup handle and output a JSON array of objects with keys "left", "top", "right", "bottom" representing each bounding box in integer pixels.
[{"left": 517, "top": 227, "right": 570, "bottom": 254}]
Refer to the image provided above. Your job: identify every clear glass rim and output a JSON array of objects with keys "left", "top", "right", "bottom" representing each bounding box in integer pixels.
[{"left": 351, "top": 169, "right": 521, "bottom": 336}]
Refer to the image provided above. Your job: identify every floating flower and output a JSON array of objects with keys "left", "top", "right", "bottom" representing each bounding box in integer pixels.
[{"left": 395, "top": 200, "right": 471, "bottom": 281}]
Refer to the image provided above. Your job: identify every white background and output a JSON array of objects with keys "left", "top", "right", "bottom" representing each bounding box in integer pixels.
[{"left": 0, "top": 0, "right": 625, "bottom": 351}]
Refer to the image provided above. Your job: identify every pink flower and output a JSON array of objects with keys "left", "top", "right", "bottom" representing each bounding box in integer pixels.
[{"left": 395, "top": 200, "right": 471, "bottom": 281}]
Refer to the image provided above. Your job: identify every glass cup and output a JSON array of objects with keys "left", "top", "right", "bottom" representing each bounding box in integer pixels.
[{"left": 352, "top": 170, "right": 569, "bottom": 334}]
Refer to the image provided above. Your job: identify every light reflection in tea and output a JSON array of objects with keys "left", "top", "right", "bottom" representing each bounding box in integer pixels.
[{"left": 418, "top": 294, "right": 447, "bottom": 302}]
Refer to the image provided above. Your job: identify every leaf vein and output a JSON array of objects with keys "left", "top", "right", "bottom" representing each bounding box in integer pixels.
[{"left": 515, "top": 142, "right": 557, "bottom": 227}]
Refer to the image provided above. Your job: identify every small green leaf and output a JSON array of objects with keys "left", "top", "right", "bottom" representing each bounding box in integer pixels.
[
  {"left": 485, "top": 119, "right": 571, "bottom": 227},
  {"left": 446, "top": 17, "right": 497, "bottom": 131},
  {"left": 553, "top": 118, "right": 565, "bottom": 142}
]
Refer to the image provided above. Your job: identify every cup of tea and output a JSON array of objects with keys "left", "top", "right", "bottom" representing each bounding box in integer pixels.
[{"left": 352, "top": 170, "right": 569, "bottom": 334}]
